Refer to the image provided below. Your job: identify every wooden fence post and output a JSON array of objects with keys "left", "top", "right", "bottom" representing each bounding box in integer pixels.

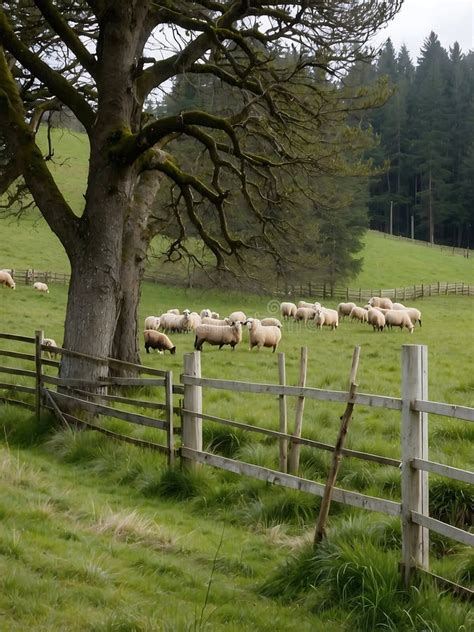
[
  {"left": 313, "top": 346, "right": 361, "bottom": 546},
  {"left": 182, "top": 352, "right": 202, "bottom": 470},
  {"left": 401, "top": 345, "right": 429, "bottom": 587},
  {"left": 35, "top": 329, "right": 44, "bottom": 422},
  {"left": 288, "top": 347, "right": 308, "bottom": 475},
  {"left": 165, "top": 370, "right": 174, "bottom": 467},
  {"left": 278, "top": 352, "right": 288, "bottom": 473}
]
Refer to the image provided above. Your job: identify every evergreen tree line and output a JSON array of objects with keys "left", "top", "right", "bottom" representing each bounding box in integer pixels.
[{"left": 359, "top": 33, "right": 474, "bottom": 249}]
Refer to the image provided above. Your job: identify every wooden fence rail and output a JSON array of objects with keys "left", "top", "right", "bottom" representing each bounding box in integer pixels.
[
  {"left": 6, "top": 268, "right": 474, "bottom": 299},
  {"left": 0, "top": 331, "right": 472, "bottom": 595}
]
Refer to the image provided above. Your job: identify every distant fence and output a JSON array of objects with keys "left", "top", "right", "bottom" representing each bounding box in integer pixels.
[
  {"left": 0, "top": 331, "right": 472, "bottom": 596},
  {"left": 5, "top": 268, "right": 474, "bottom": 300}
]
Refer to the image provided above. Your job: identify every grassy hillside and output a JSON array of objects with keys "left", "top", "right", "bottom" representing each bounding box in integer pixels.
[
  {"left": 1, "top": 127, "right": 473, "bottom": 287},
  {"left": 1, "top": 127, "right": 473, "bottom": 631},
  {"left": 0, "top": 429, "right": 337, "bottom": 632}
]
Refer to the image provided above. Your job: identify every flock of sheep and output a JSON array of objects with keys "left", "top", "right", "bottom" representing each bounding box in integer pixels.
[
  {"left": 0, "top": 270, "right": 49, "bottom": 293},
  {"left": 281, "top": 297, "right": 421, "bottom": 333},
  {"left": 144, "top": 296, "right": 421, "bottom": 356},
  {"left": 144, "top": 308, "right": 282, "bottom": 355},
  {"left": 2, "top": 267, "right": 421, "bottom": 358}
]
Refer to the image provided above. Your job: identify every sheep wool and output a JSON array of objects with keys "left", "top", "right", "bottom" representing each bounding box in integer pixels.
[
  {"left": 144, "top": 316, "right": 161, "bottom": 330},
  {"left": 0, "top": 270, "right": 15, "bottom": 289},
  {"left": 144, "top": 330, "right": 176, "bottom": 354},
  {"left": 33, "top": 282, "right": 49, "bottom": 293},
  {"left": 385, "top": 310, "right": 415, "bottom": 334},
  {"left": 228, "top": 311, "right": 247, "bottom": 324},
  {"left": 367, "top": 308, "right": 385, "bottom": 332},
  {"left": 260, "top": 317, "right": 282, "bottom": 328},
  {"left": 42, "top": 338, "right": 59, "bottom": 358},
  {"left": 194, "top": 322, "right": 242, "bottom": 351},
  {"left": 295, "top": 306, "right": 316, "bottom": 324},
  {"left": 246, "top": 318, "right": 282, "bottom": 352},
  {"left": 337, "top": 302, "right": 356, "bottom": 319},
  {"left": 349, "top": 306, "right": 368, "bottom": 323},
  {"left": 280, "top": 302, "right": 297, "bottom": 319}
]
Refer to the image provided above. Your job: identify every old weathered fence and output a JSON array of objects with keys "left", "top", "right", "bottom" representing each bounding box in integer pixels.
[
  {"left": 0, "top": 331, "right": 472, "bottom": 595},
  {"left": 5, "top": 267, "right": 474, "bottom": 299}
]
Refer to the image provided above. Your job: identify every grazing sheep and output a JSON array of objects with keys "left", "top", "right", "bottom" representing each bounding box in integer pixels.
[
  {"left": 367, "top": 307, "right": 386, "bottom": 332},
  {"left": 34, "top": 282, "right": 49, "bottom": 293},
  {"left": 228, "top": 311, "right": 246, "bottom": 324},
  {"left": 314, "top": 309, "right": 325, "bottom": 329},
  {"left": 280, "top": 302, "right": 297, "bottom": 319},
  {"left": 211, "top": 311, "right": 220, "bottom": 319},
  {"left": 246, "top": 318, "right": 282, "bottom": 352},
  {"left": 0, "top": 270, "right": 15, "bottom": 289},
  {"left": 315, "top": 307, "right": 338, "bottom": 330},
  {"left": 260, "top": 317, "right": 282, "bottom": 328},
  {"left": 385, "top": 310, "right": 414, "bottom": 334},
  {"left": 43, "top": 338, "right": 59, "bottom": 359},
  {"left": 144, "top": 330, "right": 176, "bottom": 354},
  {"left": 186, "top": 312, "right": 202, "bottom": 331},
  {"left": 200, "top": 308, "right": 212, "bottom": 319},
  {"left": 194, "top": 321, "right": 242, "bottom": 351},
  {"left": 369, "top": 297, "right": 393, "bottom": 309},
  {"left": 166, "top": 308, "right": 180, "bottom": 315},
  {"left": 201, "top": 316, "right": 230, "bottom": 326},
  {"left": 159, "top": 312, "right": 184, "bottom": 333},
  {"left": 404, "top": 307, "right": 422, "bottom": 327},
  {"left": 337, "top": 302, "right": 356, "bottom": 320},
  {"left": 144, "top": 316, "right": 161, "bottom": 330},
  {"left": 298, "top": 300, "right": 319, "bottom": 309},
  {"left": 391, "top": 302, "right": 407, "bottom": 310},
  {"left": 349, "top": 306, "right": 368, "bottom": 323},
  {"left": 295, "top": 306, "right": 316, "bottom": 324}
]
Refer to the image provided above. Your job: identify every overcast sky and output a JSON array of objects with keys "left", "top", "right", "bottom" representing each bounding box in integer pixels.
[{"left": 370, "top": 0, "right": 473, "bottom": 61}]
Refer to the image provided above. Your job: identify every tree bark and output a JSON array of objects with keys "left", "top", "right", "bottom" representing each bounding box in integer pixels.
[{"left": 112, "top": 166, "right": 165, "bottom": 371}]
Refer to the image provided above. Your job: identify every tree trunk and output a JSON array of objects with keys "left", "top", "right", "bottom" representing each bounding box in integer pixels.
[{"left": 112, "top": 166, "right": 165, "bottom": 371}]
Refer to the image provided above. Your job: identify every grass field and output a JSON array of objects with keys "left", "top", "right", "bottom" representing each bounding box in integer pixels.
[{"left": 0, "top": 127, "right": 473, "bottom": 631}]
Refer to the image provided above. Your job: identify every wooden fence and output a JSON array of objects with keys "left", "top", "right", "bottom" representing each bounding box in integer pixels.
[
  {"left": 5, "top": 267, "right": 474, "bottom": 300},
  {"left": 0, "top": 331, "right": 472, "bottom": 595}
]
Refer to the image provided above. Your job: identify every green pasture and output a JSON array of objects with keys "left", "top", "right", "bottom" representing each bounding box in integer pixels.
[{"left": 0, "top": 127, "right": 473, "bottom": 631}]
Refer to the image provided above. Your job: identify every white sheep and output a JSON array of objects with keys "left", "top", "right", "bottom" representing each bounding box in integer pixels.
[
  {"left": 0, "top": 270, "right": 15, "bottom": 289},
  {"left": 391, "top": 302, "right": 407, "bottom": 310},
  {"left": 159, "top": 312, "right": 185, "bottom": 333},
  {"left": 34, "top": 282, "right": 49, "bottom": 293},
  {"left": 315, "top": 307, "right": 338, "bottom": 330},
  {"left": 314, "top": 309, "right": 325, "bottom": 329},
  {"left": 166, "top": 308, "right": 180, "bottom": 315},
  {"left": 200, "top": 308, "right": 212, "bottom": 319},
  {"left": 367, "top": 307, "right": 386, "bottom": 332},
  {"left": 295, "top": 306, "right": 316, "bottom": 324},
  {"left": 385, "top": 309, "right": 414, "bottom": 334},
  {"left": 246, "top": 318, "right": 282, "bottom": 352},
  {"left": 228, "top": 311, "right": 246, "bottom": 324},
  {"left": 211, "top": 311, "right": 220, "bottom": 319},
  {"left": 186, "top": 312, "right": 202, "bottom": 331},
  {"left": 42, "top": 338, "right": 59, "bottom": 359},
  {"left": 369, "top": 296, "right": 393, "bottom": 309},
  {"left": 260, "top": 317, "right": 282, "bottom": 328},
  {"left": 194, "top": 321, "right": 242, "bottom": 351},
  {"left": 144, "top": 316, "right": 161, "bottom": 330},
  {"left": 337, "top": 302, "right": 356, "bottom": 320},
  {"left": 280, "top": 302, "right": 297, "bottom": 319},
  {"left": 404, "top": 307, "right": 422, "bottom": 327},
  {"left": 201, "top": 316, "right": 230, "bottom": 326},
  {"left": 298, "top": 301, "right": 321, "bottom": 309},
  {"left": 144, "top": 330, "right": 176, "bottom": 354},
  {"left": 349, "top": 306, "right": 368, "bottom": 323}
]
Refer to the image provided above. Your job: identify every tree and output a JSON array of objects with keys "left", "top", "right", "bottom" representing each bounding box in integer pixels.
[{"left": 0, "top": 1, "right": 402, "bottom": 383}]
